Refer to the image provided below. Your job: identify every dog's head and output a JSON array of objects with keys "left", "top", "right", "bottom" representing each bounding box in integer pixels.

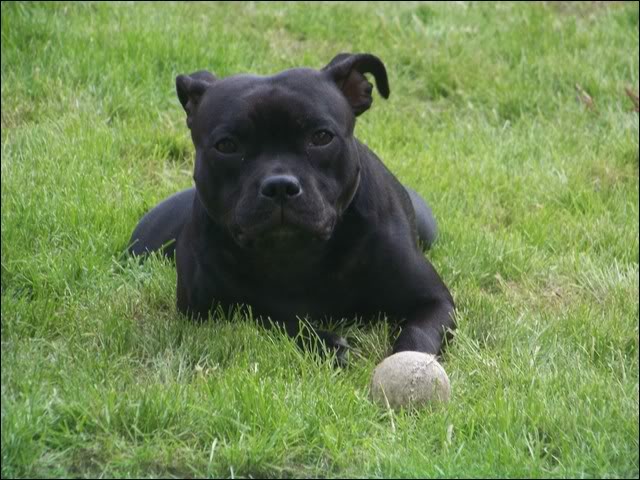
[{"left": 176, "top": 53, "right": 389, "bottom": 251}]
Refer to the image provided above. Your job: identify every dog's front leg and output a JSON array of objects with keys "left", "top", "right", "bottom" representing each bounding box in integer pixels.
[{"left": 392, "top": 298, "right": 456, "bottom": 356}]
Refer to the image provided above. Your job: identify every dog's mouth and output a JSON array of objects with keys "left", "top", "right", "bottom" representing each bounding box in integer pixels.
[{"left": 232, "top": 208, "right": 334, "bottom": 250}]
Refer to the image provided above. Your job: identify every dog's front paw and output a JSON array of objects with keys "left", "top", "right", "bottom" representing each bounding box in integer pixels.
[{"left": 316, "top": 330, "right": 350, "bottom": 367}]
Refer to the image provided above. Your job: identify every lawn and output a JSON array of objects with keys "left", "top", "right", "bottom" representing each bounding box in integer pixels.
[{"left": 1, "top": 2, "right": 638, "bottom": 478}]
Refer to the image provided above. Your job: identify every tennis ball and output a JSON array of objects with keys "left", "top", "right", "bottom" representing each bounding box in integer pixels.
[{"left": 370, "top": 351, "right": 451, "bottom": 410}]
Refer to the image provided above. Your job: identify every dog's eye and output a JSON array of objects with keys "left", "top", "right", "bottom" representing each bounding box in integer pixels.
[
  {"left": 311, "top": 130, "right": 334, "bottom": 146},
  {"left": 215, "top": 138, "right": 238, "bottom": 154}
]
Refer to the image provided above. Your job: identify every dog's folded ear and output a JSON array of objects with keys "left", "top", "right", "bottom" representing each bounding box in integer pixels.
[
  {"left": 322, "top": 53, "right": 390, "bottom": 116},
  {"left": 176, "top": 70, "right": 217, "bottom": 128}
]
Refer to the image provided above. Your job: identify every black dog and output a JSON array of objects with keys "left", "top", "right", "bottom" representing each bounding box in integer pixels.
[{"left": 129, "top": 53, "right": 455, "bottom": 361}]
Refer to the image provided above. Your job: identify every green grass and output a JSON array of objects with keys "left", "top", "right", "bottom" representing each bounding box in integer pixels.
[{"left": 2, "top": 1, "right": 638, "bottom": 477}]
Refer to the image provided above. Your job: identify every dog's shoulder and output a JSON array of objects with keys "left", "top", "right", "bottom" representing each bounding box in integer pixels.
[{"left": 352, "top": 140, "right": 417, "bottom": 235}]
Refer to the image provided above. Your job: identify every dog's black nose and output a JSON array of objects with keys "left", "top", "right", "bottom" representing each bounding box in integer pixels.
[{"left": 260, "top": 175, "right": 302, "bottom": 201}]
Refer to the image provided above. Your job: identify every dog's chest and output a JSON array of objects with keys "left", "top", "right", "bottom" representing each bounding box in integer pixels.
[{"left": 243, "top": 271, "right": 370, "bottom": 321}]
